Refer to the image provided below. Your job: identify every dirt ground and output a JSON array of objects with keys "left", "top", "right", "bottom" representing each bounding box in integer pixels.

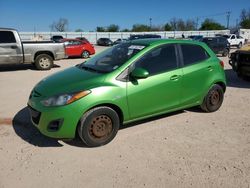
[{"left": 0, "top": 46, "right": 249, "bottom": 188}]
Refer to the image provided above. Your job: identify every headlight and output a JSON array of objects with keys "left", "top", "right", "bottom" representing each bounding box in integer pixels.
[{"left": 41, "top": 90, "right": 91, "bottom": 107}]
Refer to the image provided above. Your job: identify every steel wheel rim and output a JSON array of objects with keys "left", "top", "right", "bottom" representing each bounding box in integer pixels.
[
  {"left": 210, "top": 90, "right": 220, "bottom": 105},
  {"left": 89, "top": 115, "right": 113, "bottom": 140},
  {"left": 39, "top": 58, "right": 50, "bottom": 68}
]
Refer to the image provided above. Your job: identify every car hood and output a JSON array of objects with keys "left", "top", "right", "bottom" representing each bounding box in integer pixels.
[{"left": 34, "top": 66, "right": 106, "bottom": 97}]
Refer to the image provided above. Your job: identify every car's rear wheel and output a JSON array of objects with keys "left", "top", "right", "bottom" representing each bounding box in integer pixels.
[
  {"left": 78, "top": 106, "right": 120, "bottom": 147},
  {"left": 222, "top": 49, "right": 229, "bottom": 57},
  {"left": 81, "top": 50, "right": 90, "bottom": 59},
  {"left": 201, "top": 84, "right": 224, "bottom": 112},
  {"left": 35, "top": 54, "right": 53, "bottom": 70}
]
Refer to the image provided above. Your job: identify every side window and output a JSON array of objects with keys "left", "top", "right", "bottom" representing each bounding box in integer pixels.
[
  {"left": 72, "top": 41, "right": 81, "bottom": 45},
  {"left": 181, "top": 44, "right": 209, "bottom": 66},
  {"left": 0, "top": 31, "right": 16, "bottom": 43},
  {"left": 134, "top": 44, "right": 178, "bottom": 76},
  {"left": 231, "top": 35, "right": 235, "bottom": 39}
]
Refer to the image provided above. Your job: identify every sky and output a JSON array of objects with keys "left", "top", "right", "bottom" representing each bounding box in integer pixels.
[{"left": 0, "top": 0, "right": 249, "bottom": 32}]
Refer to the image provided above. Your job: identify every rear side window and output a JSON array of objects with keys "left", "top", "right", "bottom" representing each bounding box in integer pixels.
[
  {"left": 0, "top": 31, "right": 16, "bottom": 43},
  {"left": 181, "top": 44, "right": 209, "bottom": 66}
]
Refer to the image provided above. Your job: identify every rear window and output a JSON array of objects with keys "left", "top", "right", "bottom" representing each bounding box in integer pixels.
[
  {"left": 0, "top": 31, "right": 16, "bottom": 43},
  {"left": 181, "top": 44, "right": 209, "bottom": 66}
]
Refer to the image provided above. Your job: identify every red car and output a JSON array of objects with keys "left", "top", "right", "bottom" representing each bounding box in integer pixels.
[{"left": 62, "top": 39, "right": 95, "bottom": 58}]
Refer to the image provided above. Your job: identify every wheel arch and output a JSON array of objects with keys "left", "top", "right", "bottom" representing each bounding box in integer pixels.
[
  {"left": 75, "top": 103, "right": 124, "bottom": 136},
  {"left": 34, "top": 51, "right": 54, "bottom": 62},
  {"left": 214, "top": 81, "right": 226, "bottom": 92}
]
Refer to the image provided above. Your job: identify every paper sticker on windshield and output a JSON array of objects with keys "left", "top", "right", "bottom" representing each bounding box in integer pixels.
[{"left": 128, "top": 45, "right": 145, "bottom": 50}]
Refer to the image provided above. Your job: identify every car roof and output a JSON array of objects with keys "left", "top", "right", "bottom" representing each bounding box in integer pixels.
[
  {"left": 0, "top": 28, "right": 17, "bottom": 31},
  {"left": 129, "top": 38, "right": 205, "bottom": 47},
  {"left": 62, "top": 38, "right": 81, "bottom": 41}
]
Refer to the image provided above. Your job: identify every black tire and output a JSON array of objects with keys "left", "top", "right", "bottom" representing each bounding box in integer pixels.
[
  {"left": 78, "top": 106, "right": 120, "bottom": 147},
  {"left": 222, "top": 49, "right": 229, "bottom": 57},
  {"left": 201, "top": 84, "right": 224, "bottom": 112},
  {"left": 81, "top": 50, "right": 90, "bottom": 59},
  {"left": 238, "top": 42, "right": 242, "bottom": 49},
  {"left": 35, "top": 54, "right": 53, "bottom": 70}
]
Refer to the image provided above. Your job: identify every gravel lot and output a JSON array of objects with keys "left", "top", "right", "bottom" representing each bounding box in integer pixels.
[{"left": 0, "top": 45, "right": 249, "bottom": 188}]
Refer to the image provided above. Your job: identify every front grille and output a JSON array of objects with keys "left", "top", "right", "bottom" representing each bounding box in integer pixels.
[{"left": 28, "top": 106, "right": 41, "bottom": 125}]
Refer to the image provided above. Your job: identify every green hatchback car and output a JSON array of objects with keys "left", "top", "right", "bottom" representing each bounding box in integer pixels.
[{"left": 28, "top": 39, "right": 226, "bottom": 147}]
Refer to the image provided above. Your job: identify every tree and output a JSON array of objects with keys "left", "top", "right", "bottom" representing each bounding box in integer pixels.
[
  {"left": 170, "top": 18, "right": 177, "bottom": 31},
  {"left": 50, "top": 18, "right": 69, "bottom": 32},
  {"left": 168, "top": 18, "right": 196, "bottom": 31},
  {"left": 96, "top": 26, "right": 106, "bottom": 32},
  {"left": 199, "top": 19, "right": 225, "bottom": 30},
  {"left": 185, "top": 19, "right": 196, "bottom": 30},
  {"left": 75, "top": 29, "right": 83, "bottom": 32},
  {"left": 164, "top": 23, "right": 172, "bottom": 31},
  {"left": 121, "top": 28, "right": 130, "bottom": 32},
  {"left": 176, "top": 19, "right": 186, "bottom": 31},
  {"left": 150, "top": 25, "right": 164, "bottom": 31},
  {"left": 240, "top": 19, "right": 250, "bottom": 29},
  {"left": 107, "top": 24, "right": 120, "bottom": 32},
  {"left": 240, "top": 8, "right": 250, "bottom": 29},
  {"left": 132, "top": 24, "right": 151, "bottom": 32}
]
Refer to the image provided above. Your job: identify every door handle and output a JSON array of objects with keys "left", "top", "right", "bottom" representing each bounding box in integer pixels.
[{"left": 170, "top": 75, "right": 179, "bottom": 81}]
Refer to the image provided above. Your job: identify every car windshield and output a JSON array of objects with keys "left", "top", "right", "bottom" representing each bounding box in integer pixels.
[{"left": 78, "top": 43, "right": 146, "bottom": 73}]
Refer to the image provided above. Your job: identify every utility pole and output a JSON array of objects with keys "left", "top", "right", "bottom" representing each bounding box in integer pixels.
[
  {"left": 149, "top": 18, "right": 152, "bottom": 30},
  {"left": 226, "top": 11, "right": 231, "bottom": 29},
  {"left": 196, "top": 17, "right": 199, "bottom": 30}
]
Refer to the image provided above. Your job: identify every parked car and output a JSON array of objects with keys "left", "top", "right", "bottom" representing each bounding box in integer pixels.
[
  {"left": 113, "top": 38, "right": 128, "bottom": 45},
  {"left": 222, "top": 34, "right": 245, "bottom": 48},
  {"left": 28, "top": 39, "right": 226, "bottom": 147},
  {"left": 188, "top": 35, "right": 203, "bottom": 41},
  {"left": 201, "top": 37, "right": 230, "bottom": 57},
  {"left": 50, "top": 35, "right": 63, "bottom": 43},
  {"left": 75, "top": 37, "right": 90, "bottom": 44},
  {"left": 62, "top": 39, "right": 95, "bottom": 58},
  {"left": 97, "top": 38, "right": 113, "bottom": 46},
  {"left": 129, "top": 34, "right": 161, "bottom": 40},
  {"left": 0, "top": 28, "right": 65, "bottom": 70},
  {"left": 229, "top": 45, "right": 250, "bottom": 79}
]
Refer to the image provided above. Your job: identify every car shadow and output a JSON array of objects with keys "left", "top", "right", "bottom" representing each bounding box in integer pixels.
[
  {"left": 120, "top": 110, "right": 185, "bottom": 130},
  {"left": 225, "top": 69, "right": 250, "bottom": 89},
  {"left": 12, "top": 107, "right": 63, "bottom": 147},
  {"left": 13, "top": 107, "right": 187, "bottom": 148},
  {"left": 0, "top": 64, "right": 60, "bottom": 72}
]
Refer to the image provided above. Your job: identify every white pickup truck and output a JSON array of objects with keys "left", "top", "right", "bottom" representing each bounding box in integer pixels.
[
  {"left": 0, "top": 28, "right": 65, "bottom": 70},
  {"left": 223, "top": 34, "right": 245, "bottom": 48}
]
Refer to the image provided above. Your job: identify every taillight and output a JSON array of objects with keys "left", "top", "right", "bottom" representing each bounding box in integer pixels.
[{"left": 219, "top": 61, "right": 224, "bottom": 68}]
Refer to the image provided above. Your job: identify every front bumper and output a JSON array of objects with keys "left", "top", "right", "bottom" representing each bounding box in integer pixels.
[{"left": 27, "top": 97, "right": 86, "bottom": 139}]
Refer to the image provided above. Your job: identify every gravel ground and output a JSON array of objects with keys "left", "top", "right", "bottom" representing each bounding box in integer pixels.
[{"left": 0, "top": 46, "right": 249, "bottom": 188}]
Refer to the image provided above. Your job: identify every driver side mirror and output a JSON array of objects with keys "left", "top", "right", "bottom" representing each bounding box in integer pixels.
[{"left": 130, "top": 68, "right": 149, "bottom": 79}]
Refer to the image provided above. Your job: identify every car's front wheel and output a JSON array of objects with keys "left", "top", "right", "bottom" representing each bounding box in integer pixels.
[
  {"left": 78, "top": 106, "right": 120, "bottom": 147},
  {"left": 201, "top": 84, "right": 224, "bottom": 112}
]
